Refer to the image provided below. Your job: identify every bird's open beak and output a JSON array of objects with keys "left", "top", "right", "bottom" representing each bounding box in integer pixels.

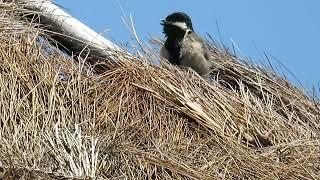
[{"left": 160, "top": 19, "right": 167, "bottom": 25}]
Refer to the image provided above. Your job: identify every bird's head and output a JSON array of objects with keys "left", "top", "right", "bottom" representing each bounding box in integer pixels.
[{"left": 161, "top": 12, "right": 194, "bottom": 38}]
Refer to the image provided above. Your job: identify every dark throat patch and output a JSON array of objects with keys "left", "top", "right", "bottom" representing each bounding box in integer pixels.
[{"left": 163, "top": 25, "right": 187, "bottom": 65}]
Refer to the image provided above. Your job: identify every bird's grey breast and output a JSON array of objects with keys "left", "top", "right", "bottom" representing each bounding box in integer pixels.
[{"left": 179, "top": 33, "right": 212, "bottom": 76}]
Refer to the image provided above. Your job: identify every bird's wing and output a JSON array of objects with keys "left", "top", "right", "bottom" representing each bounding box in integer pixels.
[
  {"left": 160, "top": 45, "right": 170, "bottom": 60},
  {"left": 203, "top": 47, "right": 210, "bottom": 61},
  {"left": 191, "top": 33, "right": 210, "bottom": 61}
]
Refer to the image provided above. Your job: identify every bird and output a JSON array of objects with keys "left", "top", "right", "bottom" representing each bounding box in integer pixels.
[{"left": 160, "top": 12, "right": 212, "bottom": 77}]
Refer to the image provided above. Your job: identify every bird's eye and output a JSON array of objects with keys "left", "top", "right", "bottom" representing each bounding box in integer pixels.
[{"left": 187, "top": 30, "right": 192, "bottom": 34}]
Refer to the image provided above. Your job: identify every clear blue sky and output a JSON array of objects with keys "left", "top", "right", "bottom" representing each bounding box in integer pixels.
[{"left": 55, "top": 0, "right": 319, "bottom": 90}]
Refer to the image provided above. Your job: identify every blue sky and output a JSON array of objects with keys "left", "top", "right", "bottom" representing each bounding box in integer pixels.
[{"left": 55, "top": 0, "right": 319, "bottom": 90}]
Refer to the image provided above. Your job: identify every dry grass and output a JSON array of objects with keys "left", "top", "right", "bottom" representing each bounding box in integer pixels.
[{"left": 0, "top": 1, "right": 320, "bottom": 179}]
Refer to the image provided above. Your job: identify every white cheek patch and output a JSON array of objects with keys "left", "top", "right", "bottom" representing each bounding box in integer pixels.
[{"left": 171, "top": 22, "right": 188, "bottom": 30}]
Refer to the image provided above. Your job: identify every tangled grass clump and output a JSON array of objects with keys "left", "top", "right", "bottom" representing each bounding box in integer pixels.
[{"left": 0, "top": 1, "right": 319, "bottom": 179}]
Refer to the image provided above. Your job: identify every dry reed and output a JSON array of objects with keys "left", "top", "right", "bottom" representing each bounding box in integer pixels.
[{"left": 0, "top": 1, "right": 319, "bottom": 179}]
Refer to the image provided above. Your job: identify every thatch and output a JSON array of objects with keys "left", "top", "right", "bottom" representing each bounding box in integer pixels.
[{"left": 0, "top": 1, "right": 320, "bottom": 179}]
